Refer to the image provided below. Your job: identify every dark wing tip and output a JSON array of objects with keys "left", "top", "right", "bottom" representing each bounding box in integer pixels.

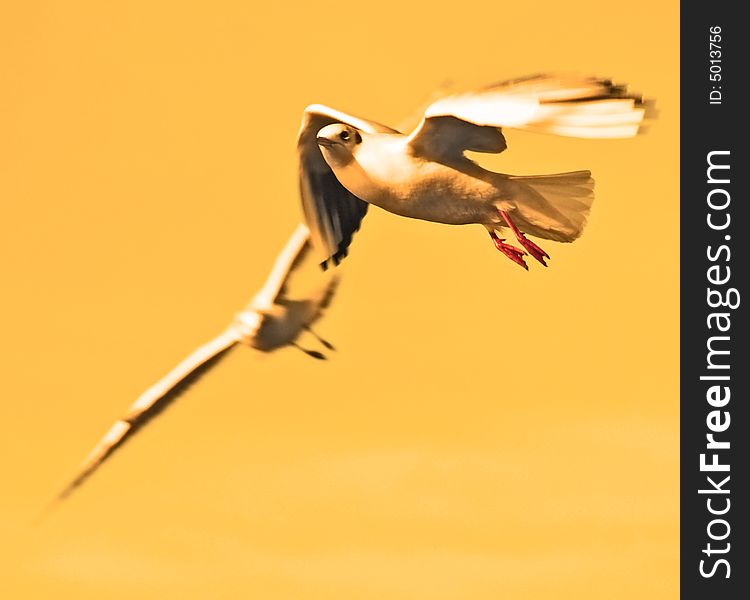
[{"left": 304, "top": 168, "right": 369, "bottom": 268}]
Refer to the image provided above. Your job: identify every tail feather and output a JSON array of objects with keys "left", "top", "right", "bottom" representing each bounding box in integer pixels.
[{"left": 502, "top": 171, "right": 595, "bottom": 242}]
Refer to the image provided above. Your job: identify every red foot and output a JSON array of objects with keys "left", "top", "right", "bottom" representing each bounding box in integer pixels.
[
  {"left": 489, "top": 231, "right": 528, "bottom": 270},
  {"left": 499, "top": 210, "right": 550, "bottom": 267}
]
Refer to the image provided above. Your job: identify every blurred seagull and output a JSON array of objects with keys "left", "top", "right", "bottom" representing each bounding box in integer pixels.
[
  {"left": 298, "top": 74, "right": 649, "bottom": 270},
  {"left": 52, "top": 223, "right": 337, "bottom": 505}
]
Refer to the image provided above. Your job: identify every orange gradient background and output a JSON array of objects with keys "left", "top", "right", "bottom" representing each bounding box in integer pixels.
[{"left": 0, "top": 1, "right": 679, "bottom": 598}]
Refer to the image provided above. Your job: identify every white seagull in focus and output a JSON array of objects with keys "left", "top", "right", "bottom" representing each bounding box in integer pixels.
[
  {"left": 298, "top": 74, "right": 649, "bottom": 270},
  {"left": 52, "top": 223, "right": 337, "bottom": 505}
]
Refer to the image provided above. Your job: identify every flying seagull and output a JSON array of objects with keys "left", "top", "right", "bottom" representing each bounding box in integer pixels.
[
  {"left": 298, "top": 74, "right": 648, "bottom": 270},
  {"left": 52, "top": 223, "right": 337, "bottom": 505}
]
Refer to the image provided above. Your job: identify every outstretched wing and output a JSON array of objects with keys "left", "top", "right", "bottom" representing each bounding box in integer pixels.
[
  {"left": 54, "top": 328, "right": 240, "bottom": 503},
  {"left": 408, "top": 74, "right": 648, "bottom": 161},
  {"left": 245, "top": 222, "right": 338, "bottom": 316},
  {"left": 297, "top": 104, "right": 399, "bottom": 268},
  {"left": 245, "top": 223, "right": 312, "bottom": 312}
]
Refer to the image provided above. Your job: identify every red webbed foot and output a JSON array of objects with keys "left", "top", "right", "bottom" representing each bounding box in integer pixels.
[
  {"left": 498, "top": 210, "right": 550, "bottom": 267},
  {"left": 489, "top": 231, "right": 528, "bottom": 270}
]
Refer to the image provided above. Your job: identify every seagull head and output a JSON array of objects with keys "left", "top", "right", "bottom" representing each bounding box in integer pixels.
[{"left": 316, "top": 123, "right": 363, "bottom": 166}]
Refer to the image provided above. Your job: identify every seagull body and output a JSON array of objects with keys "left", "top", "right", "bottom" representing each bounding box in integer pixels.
[
  {"left": 234, "top": 223, "right": 338, "bottom": 353},
  {"left": 318, "top": 131, "right": 536, "bottom": 225},
  {"left": 298, "top": 75, "right": 648, "bottom": 269},
  {"left": 52, "top": 224, "right": 337, "bottom": 505}
]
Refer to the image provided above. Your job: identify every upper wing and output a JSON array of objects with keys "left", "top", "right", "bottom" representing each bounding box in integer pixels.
[
  {"left": 54, "top": 328, "right": 240, "bottom": 504},
  {"left": 245, "top": 222, "right": 338, "bottom": 311},
  {"left": 408, "top": 75, "right": 648, "bottom": 160},
  {"left": 246, "top": 223, "right": 312, "bottom": 311},
  {"left": 297, "top": 104, "right": 399, "bottom": 268},
  {"left": 407, "top": 116, "right": 507, "bottom": 162}
]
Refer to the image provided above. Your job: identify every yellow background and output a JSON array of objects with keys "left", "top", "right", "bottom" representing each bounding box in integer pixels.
[{"left": 0, "top": 1, "right": 679, "bottom": 598}]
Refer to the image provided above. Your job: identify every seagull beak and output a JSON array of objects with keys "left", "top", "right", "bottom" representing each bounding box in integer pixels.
[{"left": 316, "top": 136, "right": 336, "bottom": 148}]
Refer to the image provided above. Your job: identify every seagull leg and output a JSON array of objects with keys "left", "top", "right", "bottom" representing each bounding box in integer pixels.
[
  {"left": 304, "top": 326, "right": 336, "bottom": 351},
  {"left": 488, "top": 230, "right": 528, "bottom": 270},
  {"left": 498, "top": 210, "right": 550, "bottom": 267},
  {"left": 291, "top": 342, "right": 327, "bottom": 360}
]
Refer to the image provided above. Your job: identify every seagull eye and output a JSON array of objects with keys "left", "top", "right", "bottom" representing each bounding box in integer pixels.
[{"left": 339, "top": 130, "right": 350, "bottom": 141}]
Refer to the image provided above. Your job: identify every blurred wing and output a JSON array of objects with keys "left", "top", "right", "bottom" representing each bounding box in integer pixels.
[
  {"left": 54, "top": 328, "right": 240, "bottom": 503},
  {"left": 408, "top": 74, "right": 647, "bottom": 159},
  {"left": 247, "top": 223, "right": 312, "bottom": 311},
  {"left": 282, "top": 272, "right": 342, "bottom": 342},
  {"left": 308, "top": 273, "right": 341, "bottom": 325},
  {"left": 298, "top": 104, "right": 399, "bottom": 268}
]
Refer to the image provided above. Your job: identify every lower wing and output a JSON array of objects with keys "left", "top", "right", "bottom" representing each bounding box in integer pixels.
[{"left": 52, "top": 327, "right": 241, "bottom": 505}]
